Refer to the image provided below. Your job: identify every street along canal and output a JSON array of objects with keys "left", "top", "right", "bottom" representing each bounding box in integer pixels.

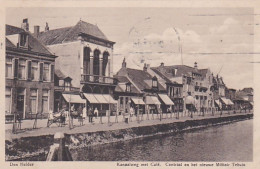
[{"left": 71, "top": 119, "right": 253, "bottom": 161}]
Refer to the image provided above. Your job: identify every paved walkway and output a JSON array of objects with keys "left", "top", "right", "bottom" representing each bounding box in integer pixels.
[{"left": 5, "top": 110, "right": 253, "bottom": 140}]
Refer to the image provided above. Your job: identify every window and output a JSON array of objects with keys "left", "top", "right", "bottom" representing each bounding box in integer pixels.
[
  {"left": 18, "top": 59, "right": 26, "bottom": 79},
  {"left": 64, "top": 81, "right": 71, "bottom": 91},
  {"left": 30, "top": 89, "right": 37, "bottom": 114},
  {"left": 26, "top": 60, "right": 32, "bottom": 80},
  {"left": 20, "top": 34, "right": 28, "bottom": 47},
  {"left": 126, "top": 83, "right": 131, "bottom": 92},
  {"left": 187, "top": 77, "right": 191, "bottom": 85},
  {"left": 42, "top": 90, "right": 49, "bottom": 113},
  {"left": 50, "top": 65, "right": 54, "bottom": 82},
  {"left": 31, "top": 61, "right": 38, "bottom": 81},
  {"left": 5, "top": 87, "right": 12, "bottom": 114},
  {"left": 13, "top": 58, "right": 19, "bottom": 78},
  {"left": 59, "top": 80, "right": 64, "bottom": 86},
  {"left": 120, "top": 97, "right": 123, "bottom": 107},
  {"left": 39, "top": 62, "right": 43, "bottom": 81},
  {"left": 43, "top": 63, "right": 49, "bottom": 81},
  {"left": 6, "top": 58, "right": 12, "bottom": 78},
  {"left": 152, "top": 76, "right": 158, "bottom": 88}
]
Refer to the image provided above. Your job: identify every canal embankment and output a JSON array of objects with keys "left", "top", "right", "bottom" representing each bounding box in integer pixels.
[{"left": 5, "top": 113, "right": 253, "bottom": 161}]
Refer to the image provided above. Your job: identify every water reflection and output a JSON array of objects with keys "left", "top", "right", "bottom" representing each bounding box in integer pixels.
[{"left": 72, "top": 120, "right": 252, "bottom": 161}]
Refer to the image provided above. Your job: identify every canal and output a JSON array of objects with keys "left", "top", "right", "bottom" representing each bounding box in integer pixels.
[{"left": 72, "top": 119, "right": 253, "bottom": 161}]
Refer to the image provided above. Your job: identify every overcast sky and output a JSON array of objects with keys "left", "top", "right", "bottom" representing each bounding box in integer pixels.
[{"left": 6, "top": 7, "right": 254, "bottom": 90}]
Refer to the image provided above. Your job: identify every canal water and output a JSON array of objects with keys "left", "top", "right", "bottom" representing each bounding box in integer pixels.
[{"left": 73, "top": 119, "right": 253, "bottom": 161}]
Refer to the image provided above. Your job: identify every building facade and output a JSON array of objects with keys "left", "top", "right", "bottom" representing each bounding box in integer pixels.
[
  {"left": 150, "top": 62, "right": 214, "bottom": 113},
  {"left": 116, "top": 59, "right": 174, "bottom": 116},
  {"left": 36, "top": 20, "right": 117, "bottom": 115},
  {"left": 5, "top": 19, "right": 57, "bottom": 119}
]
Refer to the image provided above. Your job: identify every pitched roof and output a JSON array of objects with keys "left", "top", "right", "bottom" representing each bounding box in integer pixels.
[
  {"left": 125, "top": 68, "right": 165, "bottom": 91},
  {"left": 55, "top": 69, "right": 66, "bottom": 79},
  {"left": 151, "top": 65, "right": 203, "bottom": 79},
  {"left": 6, "top": 24, "right": 53, "bottom": 56},
  {"left": 37, "top": 20, "right": 111, "bottom": 45},
  {"left": 114, "top": 75, "right": 140, "bottom": 94}
]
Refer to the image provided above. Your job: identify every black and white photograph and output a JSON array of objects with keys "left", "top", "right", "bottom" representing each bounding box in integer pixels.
[{"left": 2, "top": 2, "right": 258, "bottom": 167}]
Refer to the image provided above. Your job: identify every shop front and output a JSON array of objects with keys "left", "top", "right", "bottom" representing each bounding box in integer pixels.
[{"left": 158, "top": 94, "right": 174, "bottom": 113}]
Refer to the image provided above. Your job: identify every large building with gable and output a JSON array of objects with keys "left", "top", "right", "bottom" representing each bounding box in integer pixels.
[{"left": 35, "top": 20, "right": 117, "bottom": 115}]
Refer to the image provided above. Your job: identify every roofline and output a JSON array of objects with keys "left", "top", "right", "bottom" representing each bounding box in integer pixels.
[
  {"left": 78, "top": 32, "right": 116, "bottom": 45},
  {"left": 6, "top": 46, "right": 58, "bottom": 58}
]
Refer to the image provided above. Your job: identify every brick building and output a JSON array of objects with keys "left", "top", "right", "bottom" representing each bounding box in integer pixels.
[{"left": 5, "top": 19, "right": 57, "bottom": 119}]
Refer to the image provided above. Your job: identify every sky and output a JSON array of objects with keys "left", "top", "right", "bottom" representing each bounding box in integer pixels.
[{"left": 6, "top": 7, "right": 254, "bottom": 90}]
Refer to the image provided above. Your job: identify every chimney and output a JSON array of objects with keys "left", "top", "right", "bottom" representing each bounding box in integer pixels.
[
  {"left": 143, "top": 63, "right": 147, "bottom": 72},
  {"left": 45, "top": 22, "right": 49, "bottom": 32},
  {"left": 21, "top": 18, "right": 29, "bottom": 31},
  {"left": 160, "top": 62, "right": 164, "bottom": 67},
  {"left": 194, "top": 62, "right": 198, "bottom": 69},
  {"left": 122, "top": 57, "right": 126, "bottom": 68},
  {"left": 34, "top": 25, "right": 40, "bottom": 37}
]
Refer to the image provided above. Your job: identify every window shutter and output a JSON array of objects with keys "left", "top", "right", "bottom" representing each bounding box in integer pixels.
[
  {"left": 50, "top": 64, "right": 54, "bottom": 82},
  {"left": 39, "top": 62, "right": 43, "bottom": 81},
  {"left": 27, "top": 60, "right": 32, "bottom": 80},
  {"left": 13, "top": 58, "right": 19, "bottom": 78}
]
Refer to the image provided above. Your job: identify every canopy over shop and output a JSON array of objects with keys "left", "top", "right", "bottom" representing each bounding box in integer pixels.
[
  {"left": 220, "top": 97, "right": 234, "bottom": 110},
  {"left": 61, "top": 94, "right": 86, "bottom": 113},
  {"left": 145, "top": 96, "right": 161, "bottom": 114},
  {"left": 185, "top": 95, "right": 195, "bottom": 111},
  {"left": 158, "top": 94, "right": 174, "bottom": 113},
  {"left": 83, "top": 93, "right": 117, "bottom": 116}
]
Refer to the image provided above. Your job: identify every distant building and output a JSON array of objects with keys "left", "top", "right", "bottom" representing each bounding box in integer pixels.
[
  {"left": 233, "top": 89, "right": 253, "bottom": 110},
  {"left": 149, "top": 62, "right": 214, "bottom": 113},
  {"left": 225, "top": 88, "right": 236, "bottom": 100},
  {"left": 5, "top": 19, "right": 57, "bottom": 119},
  {"left": 54, "top": 69, "right": 84, "bottom": 113},
  {"left": 116, "top": 59, "right": 174, "bottom": 115},
  {"left": 113, "top": 75, "right": 143, "bottom": 116},
  {"left": 36, "top": 20, "right": 117, "bottom": 115}
]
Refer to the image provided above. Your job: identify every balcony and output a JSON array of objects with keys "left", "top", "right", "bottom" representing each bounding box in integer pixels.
[{"left": 81, "top": 74, "right": 117, "bottom": 85}]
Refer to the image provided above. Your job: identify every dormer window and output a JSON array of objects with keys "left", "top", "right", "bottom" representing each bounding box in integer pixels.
[
  {"left": 19, "top": 33, "right": 28, "bottom": 48},
  {"left": 152, "top": 76, "right": 158, "bottom": 88},
  {"left": 126, "top": 82, "right": 131, "bottom": 92},
  {"left": 64, "top": 77, "right": 72, "bottom": 91},
  {"left": 64, "top": 81, "right": 71, "bottom": 91}
]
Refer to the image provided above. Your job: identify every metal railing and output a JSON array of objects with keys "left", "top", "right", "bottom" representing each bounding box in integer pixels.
[{"left": 81, "top": 74, "right": 117, "bottom": 85}]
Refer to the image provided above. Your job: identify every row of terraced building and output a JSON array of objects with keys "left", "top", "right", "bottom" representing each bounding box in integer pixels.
[{"left": 5, "top": 19, "right": 253, "bottom": 119}]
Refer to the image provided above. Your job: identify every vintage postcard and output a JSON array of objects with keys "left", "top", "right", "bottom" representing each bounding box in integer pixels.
[{"left": 0, "top": 0, "right": 259, "bottom": 169}]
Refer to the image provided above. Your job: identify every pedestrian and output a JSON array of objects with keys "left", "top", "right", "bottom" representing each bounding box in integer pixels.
[
  {"left": 130, "top": 106, "right": 134, "bottom": 117},
  {"left": 94, "top": 107, "right": 98, "bottom": 119},
  {"left": 83, "top": 105, "right": 87, "bottom": 119},
  {"left": 77, "top": 105, "right": 83, "bottom": 125},
  {"left": 88, "top": 107, "right": 92, "bottom": 123}
]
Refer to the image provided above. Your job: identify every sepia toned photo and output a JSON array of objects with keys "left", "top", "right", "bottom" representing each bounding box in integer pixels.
[{"left": 4, "top": 6, "right": 254, "bottom": 164}]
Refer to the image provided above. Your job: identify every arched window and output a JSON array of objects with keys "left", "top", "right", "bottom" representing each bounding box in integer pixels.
[
  {"left": 93, "top": 49, "right": 100, "bottom": 75},
  {"left": 83, "top": 47, "right": 91, "bottom": 74},
  {"left": 102, "top": 52, "right": 109, "bottom": 76}
]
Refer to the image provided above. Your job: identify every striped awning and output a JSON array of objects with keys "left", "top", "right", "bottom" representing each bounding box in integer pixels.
[
  {"left": 83, "top": 93, "right": 99, "bottom": 104},
  {"left": 185, "top": 96, "right": 195, "bottom": 105},
  {"left": 131, "top": 97, "right": 145, "bottom": 105},
  {"left": 146, "top": 96, "right": 161, "bottom": 105},
  {"left": 103, "top": 95, "right": 118, "bottom": 104},
  {"left": 62, "top": 94, "right": 86, "bottom": 104},
  {"left": 158, "top": 94, "right": 174, "bottom": 105}
]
